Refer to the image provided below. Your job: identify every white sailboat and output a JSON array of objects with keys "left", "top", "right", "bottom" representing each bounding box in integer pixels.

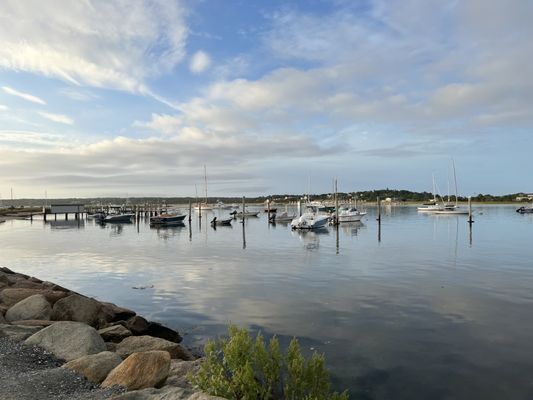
[
  {"left": 432, "top": 160, "right": 469, "bottom": 215},
  {"left": 418, "top": 174, "right": 445, "bottom": 212},
  {"left": 194, "top": 166, "right": 213, "bottom": 211}
]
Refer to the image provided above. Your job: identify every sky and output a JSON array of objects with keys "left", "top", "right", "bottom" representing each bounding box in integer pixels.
[{"left": 0, "top": 0, "right": 531, "bottom": 199}]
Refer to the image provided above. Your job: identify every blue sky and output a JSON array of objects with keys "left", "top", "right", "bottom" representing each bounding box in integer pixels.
[{"left": 0, "top": 0, "right": 531, "bottom": 198}]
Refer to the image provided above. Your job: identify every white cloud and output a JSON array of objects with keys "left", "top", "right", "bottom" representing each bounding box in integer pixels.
[
  {"left": 134, "top": 113, "right": 183, "bottom": 134},
  {"left": 0, "top": 1, "right": 188, "bottom": 93},
  {"left": 38, "top": 111, "right": 74, "bottom": 125},
  {"left": 59, "top": 88, "right": 99, "bottom": 102},
  {"left": 0, "top": 105, "right": 8, "bottom": 111},
  {"left": 189, "top": 51, "right": 212, "bottom": 74},
  {"left": 2, "top": 86, "right": 46, "bottom": 105}
]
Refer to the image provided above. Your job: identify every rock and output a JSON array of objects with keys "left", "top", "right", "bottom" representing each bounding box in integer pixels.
[
  {"left": 28, "top": 276, "right": 43, "bottom": 283},
  {"left": 99, "top": 324, "right": 132, "bottom": 343},
  {"left": 5, "top": 294, "right": 52, "bottom": 322},
  {"left": 0, "top": 324, "right": 42, "bottom": 341},
  {"left": 102, "top": 351, "right": 171, "bottom": 391},
  {"left": 0, "top": 273, "right": 10, "bottom": 288},
  {"left": 25, "top": 321, "right": 106, "bottom": 361},
  {"left": 166, "top": 359, "right": 202, "bottom": 388},
  {"left": 0, "top": 288, "right": 67, "bottom": 306},
  {"left": 126, "top": 316, "right": 150, "bottom": 335},
  {"left": 51, "top": 293, "right": 103, "bottom": 327},
  {"left": 11, "top": 280, "right": 45, "bottom": 289},
  {"left": 146, "top": 322, "right": 182, "bottom": 344},
  {"left": 106, "top": 342, "right": 118, "bottom": 352},
  {"left": 0, "top": 266, "right": 16, "bottom": 274},
  {"left": 110, "top": 387, "right": 226, "bottom": 400},
  {"left": 9, "top": 319, "right": 55, "bottom": 327},
  {"left": 63, "top": 351, "right": 122, "bottom": 383},
  {"left": 101, "top": 302, "right": 136, "bottom": 321},
  {"left": 116, "top": 336, "right": 193, "bottom": 360},
  {"left": 0, "top": 305, "right": 8, "bottom": 315},
  {"left": 0, "top": 313, "right": 6, "bottom": 324}
]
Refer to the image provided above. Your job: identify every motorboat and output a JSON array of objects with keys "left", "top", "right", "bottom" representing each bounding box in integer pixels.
[
  {"left": 193, "top": 203, "right": 214, "bottom": 211},
  {"left": 150, "top": 213, "right": 187, "bottom": 225},
  {"left": 104, "top": 213, "right": 134, "bottom": 223},
  {"left": 213, "top": 201, "right": 233, "bottom": 210},
  {"left": 291, "top": 206, "right": 330, "bottom": 230},
  {"left": 230, "top": 210, "right": 260, "bottom": 218},
  {"left": 516, "top": 205, "right": 533, "bottom": 214},
  {"left": 336, "top": 206, "right": 366, "bottom": 222},
  {"left": 210, "top": 217, "right": 232, "bottom": 226}
]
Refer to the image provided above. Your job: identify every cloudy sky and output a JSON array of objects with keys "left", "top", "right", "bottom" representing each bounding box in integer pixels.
[{"left": 0, "top": 0, "right": 531, "bottom": 198}]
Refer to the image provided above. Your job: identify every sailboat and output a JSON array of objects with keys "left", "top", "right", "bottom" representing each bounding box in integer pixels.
[
  {"left": 418, "top": 174, "right": 445, "bottom": 212},
  {"left": 194, "top": 166, "right": 213, "bottom": 211},
  {"left": 433, "top": 160, "right": 469, "bottom": 215}
]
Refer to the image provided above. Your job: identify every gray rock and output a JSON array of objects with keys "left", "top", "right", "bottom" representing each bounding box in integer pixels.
[
  {"left": 166, "top": 359, "right": 203, "bottom": 388},
  {"left": 101, "top": 302, "right": 136, "bottom": 321},
  {"left": 125, "top": 315, "right": 150, "bottom": 335},
  {"left": 63, "top": 351, "right": 122, "bottom": 383},
  {"left": 116, "top": 336, "right": 193, "bottom": 360},
  {"left": 25, "top": 321, "right": 106, "bottom": 361},
  {"left": 106, "top": 341, "right": 118, "bottom": 352},
  {"left": 99, "top": 324, "right": 132, "bottom": 343},
  {"left": 5, "top": 294, "right": 52, "bottom": 322},
  {"left": 0, "top": 288, "right": 67, "bottom": 306},
  {"left": 51, "top": 293, "right": 103, "bottom": 327},
  {"left": 102, "top": 350, "right": 171, "bottom": 390},
  {"left": 8, "top": 319, "right": 55, "bottom": 327},
  {"left": 0, "top": 324, "right": 42, "bottom": 342},
  {"left": 0, "top": 312, "right": 6, "bottom": 324},
  {"left": 11, "top": 280, "right": 45, "bottom": 289}
]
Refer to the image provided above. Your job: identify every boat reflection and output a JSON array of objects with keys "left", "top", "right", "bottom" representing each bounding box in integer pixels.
[
  {"left": 292, "top": 227, "right": 329, "bottom": 250},
  {"left": 47, "top": 219, "right": 85, "bottom": 230},
  {"left": 150, "top": 222, "right": 186, "bottom": 240},
  {"left": 340, "top": 221, "right": 365, "bottom": 237}
]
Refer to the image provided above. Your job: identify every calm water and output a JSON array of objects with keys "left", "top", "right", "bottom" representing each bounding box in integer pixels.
[{"left": 1, "top": 205, "right": 533, "bottom": 399}]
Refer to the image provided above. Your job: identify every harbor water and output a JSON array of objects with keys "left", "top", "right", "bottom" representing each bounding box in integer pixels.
[{"left": 1, "top": 205, "right": 532, "bottom": 399}]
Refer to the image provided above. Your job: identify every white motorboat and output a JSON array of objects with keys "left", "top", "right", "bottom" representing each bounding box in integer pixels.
[
  {"left": 517, "top": 205, "right": 533, "bottom": 214},
  {"left": 291, "top": 206, "right": 330, "bottom": 230},
  {"left": 337, "top": 206, "right": 366, "bottom": 222},
  {"left": 104, "top": 213, "right": 134, "bottom": 223}
]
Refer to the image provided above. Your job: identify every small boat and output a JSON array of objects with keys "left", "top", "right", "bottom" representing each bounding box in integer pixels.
[
  {"left": 150, "top": 213, "right": 187, "bottom": 225},
  {"left": 104, "top": 213, "right": 134, "bottom": 223},
  {"left": 213, "top": 201, "right": 233, "bottom": 210},
  {"left": 230, "top": 210, "right": 260, "bottom": 218},
  {"left": 210, "top": 217, "right": 232, "bottom": 226},
  {"left": 88, "top": 212, "right": 106, "bottom": 221},
  {"left": 432, "top": 205, "right": 469, "bottom": 215},
  {"left": 336, "top": 207, "right": 366, "bottom": 222},
  {"left": 291, "top": 206, "right": 330, "bottom": 230},
  {"left": 516, "top": 205, "right": 533, "bottom": 214},
  {"left": 269, "top": 211, "right": 296, "bottom": 223}
]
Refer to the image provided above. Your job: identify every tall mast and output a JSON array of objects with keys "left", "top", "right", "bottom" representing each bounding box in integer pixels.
[
  {"left": 204, "top": 165, "right": 208, "bottom": 204},
  {"left": 452, "top": 158, "right": 458, "bottom": 207},
  {"left": 432, "top": 173, "right": 436, "bottom": 202}
]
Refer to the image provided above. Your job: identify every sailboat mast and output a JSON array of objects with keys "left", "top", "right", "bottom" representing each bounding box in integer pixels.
[
  {"left": 432, "top": 174, "right": 436, "bottom": 202},
  {"left": 452, "top": 159, "right": 458, "bottom": 207},
  {"left": 204, "top": 165, "right": 208, "bottom": 205}
]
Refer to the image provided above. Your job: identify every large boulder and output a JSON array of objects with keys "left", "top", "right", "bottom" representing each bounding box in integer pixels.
[
  {"left": 116, "top": 336, "right": 193, "bottom": 360},
  {"left": 125, "top": 316, "right": 150, "bottom": 335},
  {"left": 101, "top": 302, "right": 136, "bottom": 321},
  {"left": 8, "top": 319, "right": 55, "bottom": 327},
  {"left": 51, "top": 294, "right": 104, "bottom": 327},
  {"left": 5, "top": 294, "right": 52, "bottom": 322},
  {"left": 25, "top": 321, "right": 106, "bottom": 361},
  {"left": 63, "top": 351, "right": 122, "bottom": 383},
  {"left": 0, "top": 324, "right": 42, "bottom": 342},
  {"left": 102, "top": 351, "right": 171, "bottom": 391},
  {"left": 11, "top": 280, "right": 45, "bottom": 289},
  {"left": 166, "top": 359, "right": 203, "bottom": 389},
  {"left": 99, "top": 324, "right": 132, "bottom": 343},
  {"left": 0, "top": 288, "right": 67, "bottom": 306}
]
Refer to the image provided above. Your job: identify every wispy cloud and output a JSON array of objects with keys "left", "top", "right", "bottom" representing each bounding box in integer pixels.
[
  {"left": 2, "top": 86, "right": 46, "bottom": 105},
  {"left": 38, "top": 111, "right": 74, "bottom": 125},
  {"left": 0, "top": 105, "right": 8, "bottom": 111},
  {"left": 0, "top": 1, "right": 189, "bottom": 93}
]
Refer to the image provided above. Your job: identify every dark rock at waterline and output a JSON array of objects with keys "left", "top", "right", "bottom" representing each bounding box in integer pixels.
[
  {"left": 0, "top": 266, "right": 16, "bottom": 274},
  {"left": 25, "top": 321, "right": 107, "bottom": 361},
  {"left": 125, "top": 315, "right": 150, "bottom": 335},
  {"left": 101, "top": 302, "right": 137, "bottom": 321},
  {"left": 146, "top": 321, "right": 183, "bottom": 344},
  {"left": 5, "top": 294, "right": 52, "bottom": 322},
  {"left": 52, "top": 293, "right": 104, "bottom": 327},
  {"left": 11, "top": 280, "right": 47, "bottom": 289}
]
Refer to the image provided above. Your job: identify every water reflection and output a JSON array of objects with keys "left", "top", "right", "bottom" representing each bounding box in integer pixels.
[
  {"left": 47, "top": 219, "right": 85, "bottom": 230},
  {"left": 150, "top": 223, "right": 186, "bottom": 240},
  {"left": 293, "top": 227, "right": 329, "bottom": 250}
]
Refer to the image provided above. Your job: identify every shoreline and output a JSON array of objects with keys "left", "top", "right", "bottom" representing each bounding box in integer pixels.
[{"left": 0, "top": 266, "right": 225, "bottom": 400}]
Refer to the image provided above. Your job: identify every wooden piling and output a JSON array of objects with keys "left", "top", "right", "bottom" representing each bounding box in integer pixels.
[
  {"left": 468, "top": 196, "right": 474, "bottom": 224},
  {"left": 376, "top": 197, "right": 381, "bottom": 222},
  {"left": 241, "top": 196, "right": 245, "bottom": 224},
  {"left": 188, "top": 200, "right": 192, "bottom": 223}
]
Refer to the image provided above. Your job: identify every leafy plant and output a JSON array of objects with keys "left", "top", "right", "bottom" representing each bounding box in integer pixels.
[{"left": 189, "top": 325, "right": 348, "bottom": 400}]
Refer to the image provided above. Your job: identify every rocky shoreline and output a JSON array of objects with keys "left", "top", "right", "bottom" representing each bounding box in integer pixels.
[{"left": 0, "top": 266, "right": 225, "bottom": 400}]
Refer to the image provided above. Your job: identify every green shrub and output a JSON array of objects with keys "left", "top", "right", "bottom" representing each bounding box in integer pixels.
[{"left": 189, "top": 325, "right": 348, "bottom": 400}]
